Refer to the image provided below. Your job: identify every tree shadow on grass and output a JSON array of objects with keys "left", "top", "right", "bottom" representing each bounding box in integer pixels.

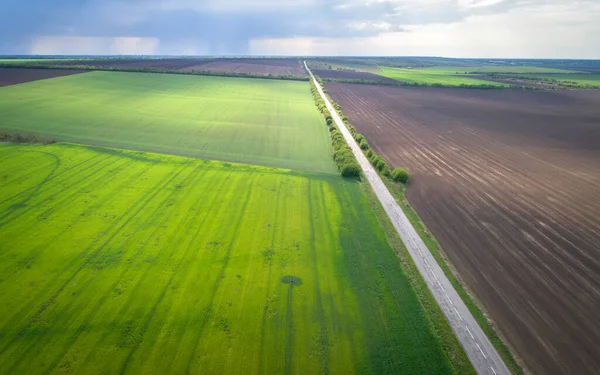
[{"left": 281, "top": 275, "right": 302, "bottom": 375}]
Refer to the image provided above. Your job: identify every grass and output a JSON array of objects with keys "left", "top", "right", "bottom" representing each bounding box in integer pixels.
[
  {"left": 429, "top": 66, "right": 580, "bottom": 74},
  {"left": 378, "top": 66, "right": 507, "bottom": 87},
  {"left": 502, "top": 73, "right": 600, "bottom": 87},
  {"left": 0, "top": 142, "right": 467, "bottom": 375},
  {"left": 0, "top": 71, "right": 335, "bottom": 174}
]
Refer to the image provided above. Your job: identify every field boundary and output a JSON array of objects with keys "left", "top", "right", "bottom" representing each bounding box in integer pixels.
[
  {"left": 319, "top": 79, "right": 525, "bottom": 374},
  {"left": 0, "top": 63, "right": 309, "bottom": 82},
  {"left": 306, "top": 61, "right": 511, "bottom": 375}
]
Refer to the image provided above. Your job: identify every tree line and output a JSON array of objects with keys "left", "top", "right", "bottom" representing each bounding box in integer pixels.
[{"left": 309, "top": 74, "right": 410, "bottom": 183}]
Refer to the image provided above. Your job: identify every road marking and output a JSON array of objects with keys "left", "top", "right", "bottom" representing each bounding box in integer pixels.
[
  {"left": 435, "top": 279, "right": 445, "bottom": 292},
  {"left": 445, "top": 294, "right": 454, "bottom": 305},
  {"left": 477, "top": 343, "right": 487, "bottom": 359},
  {"left": 466, "top": 326, "right": 475, "bottom": 339},
  {"left": 490, "top": 367, "right": 497, "bottom": 375},
  {"left": 453, "top": 306, "right": 463, "bottom": 321}
]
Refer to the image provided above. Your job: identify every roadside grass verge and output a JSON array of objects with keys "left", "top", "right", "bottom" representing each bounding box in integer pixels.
[{"left": 357, "top": 180, "right": 476, "bottom": 375}]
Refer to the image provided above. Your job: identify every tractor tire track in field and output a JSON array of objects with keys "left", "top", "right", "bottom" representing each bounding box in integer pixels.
[
  {"left": 306, "top": 62, "right": 509, "bottom": 375},
  {"left": 0, "top": 162, "right": 190, "bottom": 359},
  {"left": 184, "top": 179, "right": 257, "bottom": 375},
  {"left": 116, "top": 167, "right": 232, "bottom": 374},
  {"left": 38, "top": 164, "right": 207, "bottom": 374},
  {"left": 324, "top": 82, "right": 600, "bottom": 375}
]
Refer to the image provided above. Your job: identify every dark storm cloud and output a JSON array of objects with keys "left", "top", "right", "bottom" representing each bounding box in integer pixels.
[{"left": 0, "top": 0, "right": 591, "bottom": 55}]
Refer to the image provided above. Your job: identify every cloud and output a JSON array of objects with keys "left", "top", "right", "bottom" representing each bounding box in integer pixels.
[
  {"left": 457, "top": 0, "right": 507, "bottom": 8},
  {"left": 249, "top": 0, "right": 600, "bottom": 58},
  {"left": 347, "top": 21, "right": 407, "bottom": 33},
  {"left": 29, "top": 36, "right": 160, "bottom": 55},
  {"left": 0, "top": 0, "right": 598, "bottom": 57}
]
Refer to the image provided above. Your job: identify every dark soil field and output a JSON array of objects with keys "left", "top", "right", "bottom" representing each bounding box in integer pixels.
[
  {"left": 313, "top": 69, "right": 397, "bottom": 83},
  {"left": 182, "top": 58, "right": 305, "bottom": 76},
  {"left": 0, "top": 68, "right": 86, "bottom": 86},
  {"left": 55, "top": 58, "right": 208, "bottom": 70},
  {"left": 325, "top": 82, "right": 600, "bottom": 375},
  {"left": 49, "top": 58, "right": 305, "bottom": 76}
]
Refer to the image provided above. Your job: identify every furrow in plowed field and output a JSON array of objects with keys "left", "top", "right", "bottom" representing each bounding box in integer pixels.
[{"left": 325, "top": 82, "right": 600, "bottom": 375}]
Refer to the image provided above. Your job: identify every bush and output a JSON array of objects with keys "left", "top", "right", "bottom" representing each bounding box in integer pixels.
[
  {"left": 340, "top": 163, "right": 361, "bottom": 178},
  {"left": 0, "top": 132, "right": 55, "bottom": 144},
  {"left": 376, "top": 160, "right": 388, "bottom": 172},
  {"left": 366, "top": 149, "right": 373, "bottom": 158},
  {"left": 326, "top": 118, "right": 333, "bottom": 126},
  {"left": 359, "top": 139, "right": 369, "bottom": 150},
  {"left": 391, "top": 168, "right": 410, "bottom": 183},
  {"left": 370, "top": 155, "right": 383, "bottom": 168},
  {"left": 333, "top": 149, "right": 354, "bottom": 165},
  {"left": 382, "top": 166, "right": 392, "bottom": 177}
]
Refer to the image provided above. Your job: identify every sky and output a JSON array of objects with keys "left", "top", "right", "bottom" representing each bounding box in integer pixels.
[{"left": 1, "top": 0, "right": 599, "bottom": 58}]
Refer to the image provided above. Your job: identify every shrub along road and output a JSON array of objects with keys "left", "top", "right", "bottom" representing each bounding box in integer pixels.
[{"left": 305, "top": 61, "right": 511, "bottom": 375}]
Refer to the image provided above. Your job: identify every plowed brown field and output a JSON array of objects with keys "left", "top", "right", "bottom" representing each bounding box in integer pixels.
[
  {"left": 0, "top": 68, "right": 86, "bottom": 87},
  {"left": 182, "top": 58, "right": 305, "bottom": 76},
  {"left": 313, "top": 69, "right": 397, "bottom": 83},
  {"left": 325, "top": 82, "right": 600, "bottom": 375},
  {"left": 51, "top": 58, "right": 305, "bottom": 76}
]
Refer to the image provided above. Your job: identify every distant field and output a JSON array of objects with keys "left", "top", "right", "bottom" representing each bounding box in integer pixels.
[
  {"left": 0, "top": 59, "right": 75, "bottom": 63},
  {"left": 0, "top": 68, "right": 86, "bottom": 87},
  {"left": 425, "top": 66, "right": 580, "bottom": 74},
  {"left": 181, "top": 59, "right": 305, "bottom": 76},
  {"left": 0, "top": 143, "right": 459, "bottom": 374},
  {"left": 502, "top": 73, "right": 600, "bottom": 87},
  {"left": 308, "top": 60, "right": 381, "bottom": 73},
  {"left": 378, "top": 66, "right": 507, "bottom": 87},
  {"left": 0, "top": 58, "right": 307, "bottom": 76},
  {"left": 0, "top": 71, "right": 335, "bottom": 173}
]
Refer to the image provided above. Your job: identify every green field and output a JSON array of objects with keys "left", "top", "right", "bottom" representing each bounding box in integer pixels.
[
  {"left": 502, "top": 73, "right": 600, "bottom": 87},
  {"left": 0, "top": 143, "right": 461, "bottom": 374},
  {"left": 466, "top": 66, "right": 579, "bottom": 74},
  {"left": 378, "top": 66, "right": 507, "bottom": 87},
  {"left": 418, "top": 66, "right": 578, "bottom": 74},
  {"left": 0, "top": 71, "right": 335, "bottom": 173}
]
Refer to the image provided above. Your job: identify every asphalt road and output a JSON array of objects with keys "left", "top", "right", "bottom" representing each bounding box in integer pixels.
[{"left": 305, "top": 61, "right": 511, "bottom": 375}]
